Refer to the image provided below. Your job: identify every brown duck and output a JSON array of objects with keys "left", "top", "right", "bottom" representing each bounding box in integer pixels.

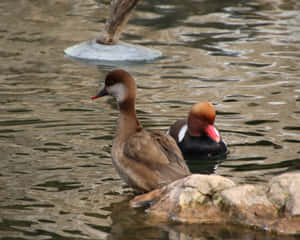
[{"left": 92, "top": 70, "right": 191, "bottom": 193}]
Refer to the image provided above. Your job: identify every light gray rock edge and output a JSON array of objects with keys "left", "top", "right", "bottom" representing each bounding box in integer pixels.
[{"left": 64, "top": 40, "right": 162, "bottom": 62}]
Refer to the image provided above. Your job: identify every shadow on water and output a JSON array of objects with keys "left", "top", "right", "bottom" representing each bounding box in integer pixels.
[
  {"left": 106, "top": 200, "right": 300, "bottom": 240},
  {"left": 184, "top": 153, "right": 228, "bottom": 174}
]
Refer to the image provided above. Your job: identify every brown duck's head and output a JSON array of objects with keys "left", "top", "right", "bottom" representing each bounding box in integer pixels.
[
  {"left": 188, "top": 102, "right": 220, "bottom": 142},
  {"left": 91, "top": 69, "right": 137, "bottom": 104}
]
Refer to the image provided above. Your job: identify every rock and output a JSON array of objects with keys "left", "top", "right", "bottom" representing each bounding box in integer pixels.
[
  {"left": 268, "top": 172, "right": 300, "bottom": 216},
  {"left": 182, "top": 174, "right": 236, "bottom": 195},
  {"left": 218, "top": 185, "right": 272, "bottom": 208},
  {"left": 216, "top": 184, "right": 278, "bottom": 229},
  {"left": 132, "top": 174, "right": 235, "bottom": 223},
  {"left": 64, "top": 40, "right": 162, "bottom": 64},
  {"left": 131, "top": 172, "right": 300, "bottom": 235}
]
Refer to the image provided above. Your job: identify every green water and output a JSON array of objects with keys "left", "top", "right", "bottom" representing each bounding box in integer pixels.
[{"left": 0, "top": 0, "right": 299, "bottom": 239}]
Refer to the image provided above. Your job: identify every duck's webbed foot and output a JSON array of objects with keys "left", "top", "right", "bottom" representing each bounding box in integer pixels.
[{"left": 96, "top": 31, "right": 116, "bottom": 45}]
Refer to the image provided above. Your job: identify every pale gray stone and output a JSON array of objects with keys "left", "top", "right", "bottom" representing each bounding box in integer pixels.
[
  {"left": 64, "top": 40, "right": 162, "bottom": 63},
  {"left": 268, "top": 172, "right": 300, "bottom": 216},
  {"left": 182, "top": 174, "right": 236, "bottom": 196},
  {"left": 219, "top": 184, "right": 273, "bottom": 208}
]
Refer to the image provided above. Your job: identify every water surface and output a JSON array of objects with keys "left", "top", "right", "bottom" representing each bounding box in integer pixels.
[{"left": 0, "top": 0, "right": 300, "bottom": 239}]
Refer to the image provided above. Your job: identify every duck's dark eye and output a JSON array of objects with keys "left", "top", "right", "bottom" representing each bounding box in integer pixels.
[{"left": 105, "top": 76, "right": 116, "bottom": 86}]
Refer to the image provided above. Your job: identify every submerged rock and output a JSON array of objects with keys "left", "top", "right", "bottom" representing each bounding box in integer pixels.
[{"left": 131, "top": 172, "right": 300, "bottom": 235}]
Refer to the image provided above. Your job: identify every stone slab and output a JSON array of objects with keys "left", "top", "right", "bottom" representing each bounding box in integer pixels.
[{"left": 64, "top": 40, "right": 162, "bottom": 63}]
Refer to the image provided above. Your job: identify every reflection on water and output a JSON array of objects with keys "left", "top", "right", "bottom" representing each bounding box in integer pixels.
[
  {"left": 108, "top": 201, "right": 298, "bottom": 240},
  {"left": 0, "top": 0, "right": 300, "bottom": 239}
]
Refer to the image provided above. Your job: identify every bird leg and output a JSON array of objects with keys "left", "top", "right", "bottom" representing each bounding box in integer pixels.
[{"left": 96, "top": 0, "right": 139, "bottom": 45}]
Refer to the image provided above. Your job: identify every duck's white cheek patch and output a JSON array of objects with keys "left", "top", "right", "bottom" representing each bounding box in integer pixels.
[
  {"left": 178, "top": 124, "right": 188, "bottom": 142},
  {"left": 108, "top": 83, "right": 127, "bottom": 102}
]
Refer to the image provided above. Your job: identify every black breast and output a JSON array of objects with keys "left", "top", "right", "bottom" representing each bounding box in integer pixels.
[{"left": 178, "top": 134, "right": 227, "bottom": 159}]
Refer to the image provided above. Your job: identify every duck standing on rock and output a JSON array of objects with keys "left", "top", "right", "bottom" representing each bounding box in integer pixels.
[
  {"left": 168, "top": 102, "right": 227, "bottom": 159},
  {"left": 91, "top": 70, "right": 191, "bottom": 193}
]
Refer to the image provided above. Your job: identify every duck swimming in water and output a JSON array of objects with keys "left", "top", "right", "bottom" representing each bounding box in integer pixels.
[
  {"left": 91, "top": 70, "right": 191, "bottom": 193},
  {"left": 168, "top": 102, "right": 227, "bottom": 159}
]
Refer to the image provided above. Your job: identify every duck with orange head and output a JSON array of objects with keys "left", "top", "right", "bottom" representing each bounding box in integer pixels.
[{"left": 168, "top": 102, "right": 227, "bottom": 160}]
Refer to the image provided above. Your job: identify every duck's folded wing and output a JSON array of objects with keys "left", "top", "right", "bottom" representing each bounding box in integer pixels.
[
  {"left": 168, "top": 119, "right": 187, "bottom": 142},
  {"left": 150, "top": 130, "right": 191, "bottom": 175},
  {"left": 150, "top": 130, "right": 183, "bottom": 160},
  {"left": 124, "top": 130, "right": 190, "bottom": 176},
  {"left": 123, "top": 130, "right": 170, "bottom": 169}
]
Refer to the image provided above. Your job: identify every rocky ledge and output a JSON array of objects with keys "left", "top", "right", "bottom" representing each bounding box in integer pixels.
[{"left": 131, "top": 172, "right": 300, "bottom": 235}]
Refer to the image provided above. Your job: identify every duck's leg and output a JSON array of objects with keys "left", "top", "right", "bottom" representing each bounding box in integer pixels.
[{"left": 96, "top": 0, "right": 139, "bottom": 45}]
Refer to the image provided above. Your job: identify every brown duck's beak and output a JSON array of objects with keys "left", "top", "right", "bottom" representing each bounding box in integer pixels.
[
  {"left": 205, "top": 124, "right": 221, "bottom": 143},
  {"left": 91, "top": 87, "right": 108, "bottom": 100}
]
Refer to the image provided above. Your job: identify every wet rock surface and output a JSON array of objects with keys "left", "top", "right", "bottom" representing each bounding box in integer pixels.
[{"left": 131, "top": 173, "right": 300, "bottom": 235}]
